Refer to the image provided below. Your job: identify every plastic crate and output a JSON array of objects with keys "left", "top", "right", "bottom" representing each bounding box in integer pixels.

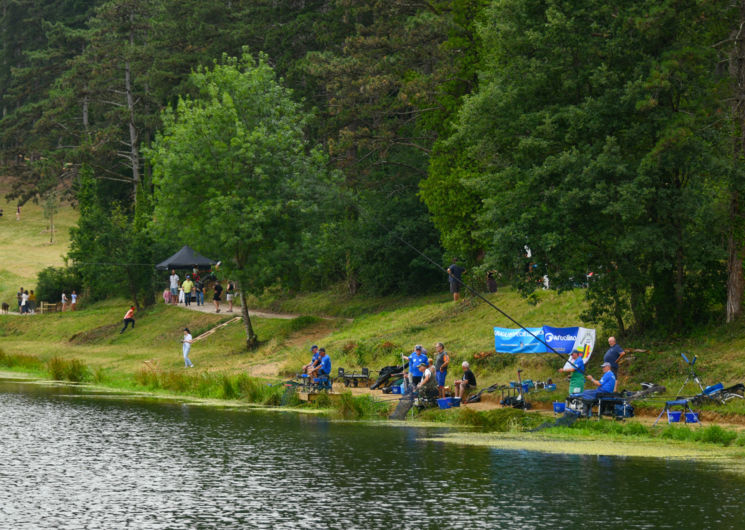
[
  {"left": 391, "top": 385, "right": 402, "bottom": 395},
  {"left": 685, "top": 412, "right": 699, "bottom": 423},
  {"left": 545, "top": 384, "right": 557, "bottom": 391},
  {"left": 450, "top": 397, "right": 461, "bottom": 408},
  {"left": 437, "top": 398, "right": 452, "bottom": 409},
  {"left": 553, "top": 402, "right": 566, "bottom": 414},
  {"left": 667, "top": 411, "right": 682, "bottom": 423}
]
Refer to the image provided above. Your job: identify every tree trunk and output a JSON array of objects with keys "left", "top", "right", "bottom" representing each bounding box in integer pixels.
[
  {"left": 124, "top": 20, "right": 140, "bottom": 202},
  {"left": 727, "top": 7, "right": 745, "bottom": 323},
  {"left": 125, "top": 265, "right": 140, "bottom": 310},
  {"left": 239, "top": 291, "right": 258, "bottom": 350}
]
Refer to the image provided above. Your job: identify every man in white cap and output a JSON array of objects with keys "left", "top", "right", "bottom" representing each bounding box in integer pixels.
[
  {"left": 587, "top": 362, "right": 616, "bottom": 394},
  {"left": 453, "top": 361, "right": 477, "bottom": 401}
]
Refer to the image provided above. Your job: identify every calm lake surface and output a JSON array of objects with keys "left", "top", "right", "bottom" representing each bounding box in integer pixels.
[{"left": 0, "top": 378, "right": 743, "bottom": 529}]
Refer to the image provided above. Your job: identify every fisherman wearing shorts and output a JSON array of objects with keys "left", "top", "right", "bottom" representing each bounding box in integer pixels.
[
  {"left": 169, "top": 270, "right": 179, "bottom": 304},
  {"left": 433, "top": 342, "right": 450, "bottom": 398}
]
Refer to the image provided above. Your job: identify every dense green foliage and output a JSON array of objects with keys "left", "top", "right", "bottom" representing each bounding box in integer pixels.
[{"left": 3, "top": 1, "right": 745, "bottom": 335}]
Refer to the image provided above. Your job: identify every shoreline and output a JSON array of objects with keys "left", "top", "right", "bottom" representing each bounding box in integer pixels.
[{"left": 3, "top": 369, "right": 745, "bottom": 467}]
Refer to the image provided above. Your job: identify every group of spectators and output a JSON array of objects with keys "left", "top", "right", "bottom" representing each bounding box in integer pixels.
[
  {"left": 403, "top": 342, "right": 476, "bottom": 402},
  {"left": 16, "top": 287, "right": 37, "bottom": 314},
  {"left": 165, "top": 267, "right": 235, "bottom": 313},
  {"left": 301, "top": 345, "right": 332, "bottom": 379}
]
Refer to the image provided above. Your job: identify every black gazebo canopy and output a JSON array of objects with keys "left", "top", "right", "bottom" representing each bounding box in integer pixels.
[{"left": 155, "top": 245, "right": 216, "bottom": 271}]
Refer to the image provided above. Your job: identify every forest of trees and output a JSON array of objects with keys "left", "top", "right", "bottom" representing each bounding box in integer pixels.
[{"left": 3, "top": 0, "right": 745, "bottom": 338}]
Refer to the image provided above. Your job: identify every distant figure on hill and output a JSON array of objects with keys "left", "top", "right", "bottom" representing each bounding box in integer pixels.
[
  {"left": 20, "top": 290, "right": 29, "bottom": 315},
  {"left": 486, "top": 271, "right": 498, "bottom": 293},
  {"left": 28, "top": 290, "right": 36, "bottom": 314},
  {"left": 213, "top": 280, "right": 223, "bottom": 313},
  {"left": 120, "top": 306, "right": 135, "bottom": 333},
  {"left": 226, "top": 280, "right": 235, "bottom": 313},
  {"left": 71, "top": 290, "right": 78, "bottom": 311},
  {"left": 17, "top": 287, "right": 23, "bottom": 312},
  {"left": 182, "top": 275, "right": 194, "bottom": 307},
  {"left": 16, "top": 205, "right": 20, "bottom": 221},
  {"left": 182, "top": 328, "right": 194, "bottom": 368},
  {"left": 195, "top": 278, "right": 204, "bottom": 306},
  {"left": 169, "top": 269, "right": 179, "bottom": 304},
  {"left": 61, "top": 292, "right": 68, "bottom": 312},
  {"left": 447, "top": 258, "right": 465, "bottom": 302}
]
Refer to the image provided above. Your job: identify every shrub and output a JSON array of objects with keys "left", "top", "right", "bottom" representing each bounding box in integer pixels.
[
  {"left": 47, "top": 357, "right": 90, "bottom": 382},
  {"left": 35, "top": 266, "right": 82, "bottom": 303}
]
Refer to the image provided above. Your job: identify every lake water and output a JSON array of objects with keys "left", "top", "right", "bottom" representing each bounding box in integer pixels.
[{"left": 0, "top": 378, "right": 743, "bottom": 529}]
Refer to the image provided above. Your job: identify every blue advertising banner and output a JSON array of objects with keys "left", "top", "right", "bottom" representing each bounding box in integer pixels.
[
  {"left": 542, "top": 326, "right": 579, "bottom": 354},
  {"left": 493, "top": 327, "right": 545, "bottom": 354}
]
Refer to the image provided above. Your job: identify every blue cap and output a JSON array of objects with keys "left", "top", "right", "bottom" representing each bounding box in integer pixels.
[{"left": 311, "top": 345, "right": 318, "bottom": 351}]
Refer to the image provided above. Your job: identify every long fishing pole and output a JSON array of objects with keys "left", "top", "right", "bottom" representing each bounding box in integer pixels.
[{"left": 379, "top": 220, "right": 582, "bottom": 372}]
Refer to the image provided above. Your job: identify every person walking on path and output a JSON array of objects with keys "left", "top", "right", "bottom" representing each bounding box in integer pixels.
[
  {"left": 120, "top": 306, "right": 135, "bottom": 333},
  {"left": 603, "top": 336, "right": 626, "bottom": 392},
  {"left": 182, "top": 276, "right": 194, "bottom": 307},
  {"left": 182, "top": 328, "right": 194, "bottom": 367},
  {"left": 71, "top": 290, "right": 78, "bottom": 311},
  {"left": 28, "top": 290, "right": 36, "bottom": 314},
  {"left": 447, "top": 258, "right": 465, "bottom": 302},
  {"left": 61, "top": 292, "right": 68, "bottom": 312},
  {"left": 559, "top": 349, "right": 586, "bottom": 394},
  {"left": 17, "top": 287, "right": 23, "bottom": 312},
  {"left": 169, "top": 269, "right": 180, "bottom": 304},
  {"left": 226, "top": 280, "right": 235, "bottom": 313},
  {"left": 16, "top": 205, "right": 20, "bottom": 221},
  {"left": 213, "top": 280, "right": 223, "bottom": 313},
  {"left": 20, "top": 290, "right": 29, "bottom": 314},
  {"left": 433, "top": 342, "right": 450, "bottom": 398}
]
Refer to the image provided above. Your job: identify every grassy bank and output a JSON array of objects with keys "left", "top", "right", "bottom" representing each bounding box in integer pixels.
[{"left": 0, "top": 184, "right": 78, "bottom": 304}]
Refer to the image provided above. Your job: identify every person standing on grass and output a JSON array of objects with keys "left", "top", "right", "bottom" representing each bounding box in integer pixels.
[
  {"left": 169, "top": 269, "right": 180, "bottom": 304},
  {"left": 433, "top": 342, "right": 450, "bottom": 398},
  {"left": 182, "top": 275, "right": 194, "bottom": 307},
  {"left": 195, "top": 277, "right": 204, "bottom": 306},
  {"left": 71, "top": 290, "right": 77, "bottom": 311},
  {"left": 559, "top": 349, "right": 585, "bottom": 394},
  {"left": 17, "top": 287, "right": 23, "bottom": 312},
  {"left": 404, "top": 345, "right": 428, "bottom": 388},
  {"left": 213, "top": 279, "right": 223, "bottom": 313},
  {"left": 120, "top": 306, "right": 135, "bottom": 333},
  {"left": 603, "top": 336, "right": 626, "bottom": 392},
  {"left": 16, "top": 205, "right": 20, "bottom": 221},
  {"left": 447, "top": 258, "right": 465, "bottom": 302},
  {"left": 20, "top": 290, "right": 29, "bottom": 315},
  {"left": 182, "top": 328, "right": 194, "bottom": 368},
  {"left": 28, "top": 290, "right": 36, "bottom": 314},
  {"left": 61, "top": 292, "right": 68, "bottom": 311},
  {"left": 226, "top": 280, "right": 235, "bottom": 312}
]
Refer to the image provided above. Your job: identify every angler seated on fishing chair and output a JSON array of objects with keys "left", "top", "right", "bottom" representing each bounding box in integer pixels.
[
  {"left": 415, "top": 361, "right": 439, "bottom": 406},
  {"left": 567, "top": 363, "right": 618, "bottom": 417},
  {"left": 310, "top": 348, "right": 332, "bottom": 391}
]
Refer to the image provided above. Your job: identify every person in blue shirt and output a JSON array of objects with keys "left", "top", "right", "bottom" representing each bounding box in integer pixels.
[
  {"left": 587, "top": 362, "right": 616, "bottom": 394},
  {"left": 302, "top": 345, "right": 320, "bottom": 375},
  {"left": 317, "top": 348, "right": 332, "bottom": 377},
  {"left": 404, "top": 345, "right": 428, "bottom": 388}
]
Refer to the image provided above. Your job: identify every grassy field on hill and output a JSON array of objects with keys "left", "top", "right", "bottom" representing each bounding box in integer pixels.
[{"left": 0, "top": 182, "right": 78, "bottom": 305}]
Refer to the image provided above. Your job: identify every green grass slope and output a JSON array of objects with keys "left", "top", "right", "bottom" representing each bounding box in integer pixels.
[{"left": 0, "top": 182, "right": 78, "bottom": 305}]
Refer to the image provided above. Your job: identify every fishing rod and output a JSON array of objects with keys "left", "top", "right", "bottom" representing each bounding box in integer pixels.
[{"left": 376, "top": 219, "right": 582, "bottom": 372}]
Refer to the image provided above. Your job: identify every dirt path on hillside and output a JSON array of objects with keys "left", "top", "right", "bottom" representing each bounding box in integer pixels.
[{"left": 180, "top": 301, "right": 352, "bottom": 322}]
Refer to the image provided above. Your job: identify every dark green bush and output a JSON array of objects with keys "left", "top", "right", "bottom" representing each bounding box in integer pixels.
[{"left": 35, "top": 266, "right": 82, "bottom": 303}]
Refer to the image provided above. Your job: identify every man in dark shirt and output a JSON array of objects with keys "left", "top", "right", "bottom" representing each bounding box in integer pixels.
[
  {"left": 447, "top": 258, "right": 465, "bottom": 302},
  {"left": 603, "top": 336, "right": 625, "bottom": 391},
  {"left": 454, "top": 361, "right": 477, "bottom": 401},
  {"left": 213, "top": 280, "right": 223, "bottom": 313}
]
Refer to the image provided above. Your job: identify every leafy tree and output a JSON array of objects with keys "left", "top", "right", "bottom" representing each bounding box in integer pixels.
[
  {"left": 148, "top": 51, "right": 335, "bottom": 350},
  {"left": 437, "top": 0, "right": 733, "bottom": 332}
]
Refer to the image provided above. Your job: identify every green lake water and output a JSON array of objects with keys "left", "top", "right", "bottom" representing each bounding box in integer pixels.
[{"left": 0, "top": 378, "right": 742, "bottom": 529}]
